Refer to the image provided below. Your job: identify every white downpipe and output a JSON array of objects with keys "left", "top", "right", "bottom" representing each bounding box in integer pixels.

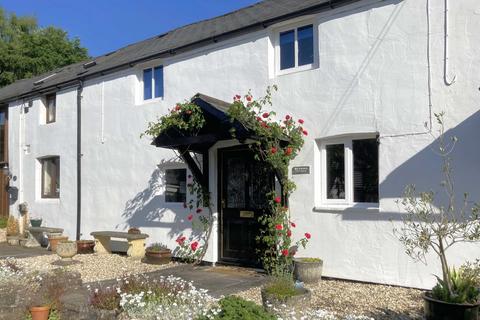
[
  {"left": 18, "top": 102, "right": 25, "bottom": 209},
  {"left": 443, "top": 0, "right": 456, "bottom": 86}
]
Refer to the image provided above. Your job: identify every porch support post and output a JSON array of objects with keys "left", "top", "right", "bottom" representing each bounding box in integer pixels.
[{"left": 178, "top": 147, "right": 208, "bottom": 190}]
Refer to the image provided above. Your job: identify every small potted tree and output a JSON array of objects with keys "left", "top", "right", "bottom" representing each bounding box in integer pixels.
[
  {"left": 144, "top": 242, "right": 172, "bottom": 264},
  {"left": 394, "top": 113, "right": 480, "bottom": 320}
]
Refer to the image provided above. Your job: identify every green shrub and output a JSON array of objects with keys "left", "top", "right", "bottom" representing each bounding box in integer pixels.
[
  {"left": 264, "top": 276, "right": 298, "bottom": 301},
  {"left": 431, "top": 267, "right": 479, "bottom": 304},
  {"left": 0, "top": 217, "right": 7, "bottom": 229},
  {"left": 198, "top": 296, "right": 275, "bottom": 320},
  {"left": 296, "top": 257, "right": 321, "bottom": 263}
]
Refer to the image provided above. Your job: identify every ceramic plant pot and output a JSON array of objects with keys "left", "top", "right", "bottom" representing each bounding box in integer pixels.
[
  {"left": 56, "top": 240, "right": 77, "bottom": 259},
  {"left": 47, "top": 235, "right": 68, "bottom": 252},
  {"left": 76, "top": 240, "right": 95, "bottom": 254},
  {"left": 30, "top": 219, "right": 42, "bottom": 227},
  {"left": 144, "top": 248, "right": 172, "bottom": 265},
  {"left": 294, "top": 258, "right": 323, "bottom": 283},
  {"left": 261, "top": 287, "right": 311, "bottom": 313},
  {"left": 29, "top": 305, "right": 50, "bottom": 320},
  {"left": 424, "top": 292, "right": 480, "bottom": 320}
]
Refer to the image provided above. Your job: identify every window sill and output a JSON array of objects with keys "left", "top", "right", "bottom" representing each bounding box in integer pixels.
[
  {"left": 313, "top": 204, "right": 379, "bottom": 213},
  {"left": 36, "top": 198, "right": 60, "bottom": 204},
  {"left": 137, "top": 97, "right": 164, "bottom": 106},
  {"left": 276, "top": 64, "right": 317, "bottom": 77}
]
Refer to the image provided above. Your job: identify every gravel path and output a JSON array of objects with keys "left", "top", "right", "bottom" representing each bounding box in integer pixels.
[
  {"left": 235, "top": 278, "right": 423, "bottom": 320},
  {"left": 10, "top": 253, "right": 175, "bottom": 283}
]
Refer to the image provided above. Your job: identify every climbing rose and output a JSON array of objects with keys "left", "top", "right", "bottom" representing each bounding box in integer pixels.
[
  {"left": 176, "top": 236, "right": 186, "bottom": 244},
  {"left": 246, "top": 95, "right": 252, "bottom": 102},
  {"left": 256, "top": 116, "right": 262, "bottom": 122},
  {"left": 285, "top": 147, "right": 293, "bottom": 156},
  {"left": 262, "top": 112, "right": 269, "bottom": 118},
  {"left": 303, "top": 130, "right": 308, "bottom": 136},
  {"left": 281, "top": 249, "right": 289, "bottom": 256},
  {"left": 287, "top": 229, "right": 292, "bottom": 237},
  {"left": 187, "top": 214, "right": 193, "bottom": 221},
  {"left": 275, "top": 224, "right": 283, "bottom": 231},
  {"left": 285, "top": 115, "right": 291, "bottom": 120},
  {"left": 290, "top": 221, "right": 296, "bottom": 228},
  {"left": 191, "top": 241, "right": 199, "bottom": 251},
  {"left": 196, "top": 208, "right": 203, "bottom": 213},
  {"left": 305, "top": 232, "right": 311, "bottom": 239},
  {"left": 298, "top": 119, "right": 304, "bottom": 124},
  {"left": 274, "top": 196, "right": 281, "bottom": 203},
  {"left": 175, "top": 104, "right": 181, "bottom": 111},
  {"left": 271, "top": 147, "right": 277, "bottom": 154}
]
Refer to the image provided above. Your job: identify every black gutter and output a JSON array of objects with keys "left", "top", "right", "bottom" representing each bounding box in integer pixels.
[
  {"left": 76, "top": 81, "right": 83, "bottom": 240},
  {"left": 0, "top": 0, "right": 362, "bottom": 104}
]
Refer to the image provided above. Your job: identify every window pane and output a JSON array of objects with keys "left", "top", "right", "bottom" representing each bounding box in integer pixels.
[
  {"left": 46, "top": 94, "right": 56, "bottom": 123},
  {"left": 326, "top": 144, "right": 345, "bottom": 199},
  {"left": 154, "top": 66, "right": 164, "bottom": 98},
  {"left": 280, "top": 29, "right": 295, "bottom": 70},
  {"left": 353, "top": 139, "right": 379, "bottom": 203},
  {"left": 165, "top": 169, "right": 186, "bottom": 203},
  {"left": 42, "top": 157, "right": 59, "bottom": 198},
  {"left": 298, "top": 25, "right": 314, "bottom": 66},
  {"left": 143, "top": 68, "right": 152, "bottom": 100}
]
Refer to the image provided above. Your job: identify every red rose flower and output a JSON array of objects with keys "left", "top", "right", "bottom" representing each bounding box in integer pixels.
[
  {"left": 191, "top": 241, "right": 199, "bottom": 251},
  {"left": 176, "top": 236, "right": 186, "bottom": 244},
  {"left": 305, "top": 232, "right": 311, "bottom": 239},
  {"left": 175, "top": 104, "right": 181, "bottom": 111},
  {"left": 287, "top": 229, "right": 292, "bottom": 237},
  {"left": 285, "top": 115, "right": 291, "bottom": 120},
  {"left": 298, "top": 119, "right": 304, "bottom": 124},
  {"left": 271, "top": 147, "right": 277, "bottom": 154},
  {"left": 262, "top": 112, "right": 269, "bottom": 118},
  {"left": 256, "top": 117, "right": 262, "bottom": 122},
  {"left": 275, "top": 224, "right": 283, "bottom": 231},
  {"left": 281, "top": 249, "right": 289, "bottom": 256},
  {"left": 186, "top": 110, "right": 192, "bottom": 115},
  {"left": 187, "top": 214, "right": 193, "bottom": 221},
  {"left": 303, "top": 130, "right": 308, "bottom": 136},
  {"left": 261, "top": 122, "right": 269, "bottom": 129},
  {"left": 284, "top": 147, "right": 293, "bottom": 156},
  {"left": 246, "top": 95, "right": 252, "bottom": 102},
  {"left": 196, "top": 208, "right": 203, "bottom": 213},
  {"left": 274, "top": 196, "right": 281, "bottom": 204},
  {"left": 290, "top": 221, "right": 296, "bottom": 228}
]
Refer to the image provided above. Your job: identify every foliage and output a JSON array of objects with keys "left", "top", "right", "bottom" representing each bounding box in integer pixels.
[
  {"left": 264, "top": 275, "right": 299, "bottom": 301},
  {"left": 460, "top": 259, "right": 480, "bottom": 288},
  {"left": 0, "top": 7, "right": 89, "bottom": 87},
  {"left": 6, "top": 215, "right": 19, "bottom": 236},
  {"left": 431, "top": 267, "right": 479, "bottom": 304},
  {"left": 90, "top": 287, "right": 120, "bottom": 311},
  {"left": 0, "top": 216, "right": 7, "bottom": 228},
  {"left": 296, "top": 257, "right": 322, "bottom": 263},
  {"left": 394, "top": 112, "right": 480, "bottom": 300},
  {"left": 198, "top": 296, "right": 275, "bottom": 320},
  {"left": 146, "top": 242, "right": 169, "bottom": 252}
]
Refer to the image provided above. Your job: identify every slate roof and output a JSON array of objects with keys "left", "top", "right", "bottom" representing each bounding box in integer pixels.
[{"left": 0, "top": 0, "right": 359, "bottom": 103}]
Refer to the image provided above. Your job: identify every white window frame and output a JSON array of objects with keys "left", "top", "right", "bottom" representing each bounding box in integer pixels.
[
  {"left": 317, "top": 134, "right": 379, "bottom": 211},
  {"left": 140, "top": 64, "right": 164, "bottom": 103},
  {"left": 274, "top": 21, "right": 318, "bottom": 76}
]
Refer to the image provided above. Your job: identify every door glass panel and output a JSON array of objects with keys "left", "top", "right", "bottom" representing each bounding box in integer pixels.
[
  {"left": 353, "top": 139, "right": 379, "bottom": 203},
  {"left": 249, "top": 164, "right": 270, "bottom": 209},
  {"left": 226, "top": 157, "right": 246, "bottom": 208},
  {"left": 326, "top": 144, "right": 345, "bottom": 199}
]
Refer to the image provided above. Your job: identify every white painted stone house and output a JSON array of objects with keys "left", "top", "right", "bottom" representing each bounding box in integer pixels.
[{"left": 0, "top": 0, "right": 478, "bottom": 289}]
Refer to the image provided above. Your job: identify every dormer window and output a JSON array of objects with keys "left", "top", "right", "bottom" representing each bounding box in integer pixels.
[
  {"left": 276, "top": 23, "right": 317, "bottom": 75},
  {"left": 143, "top": 66, "right": 164, "bottom": 100},
  {"left": 45, "top": 94, "right": 56, "bottom": 123}
]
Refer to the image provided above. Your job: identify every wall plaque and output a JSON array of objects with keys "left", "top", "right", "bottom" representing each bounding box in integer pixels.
[{"left": 292, "top": 166, "right": 310, "bottom": 175}]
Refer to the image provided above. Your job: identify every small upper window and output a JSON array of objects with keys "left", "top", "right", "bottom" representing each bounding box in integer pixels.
[
  {"left": 45, "top": 94, "right": 56, "bottom": 123},
  {"left": 278, "top": 24, "right": 314, "bottom": 72},
  {"left": 165, "top": 168, "right": 186, "bottom": 203},
  {"left": 321, "top": 137, "right": 378, "bottom": 205},
  {"left": 143, "top": 66, "right": 164, "bottom": 100},
  {"left": 40, "top": 156, "right": 60, "bottom": 198}
]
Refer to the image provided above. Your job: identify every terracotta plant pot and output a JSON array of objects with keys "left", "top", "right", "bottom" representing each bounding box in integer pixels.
[
  {"left": 29, "top": 305, "right": 50, "bottom": 320},
  {"left": 47, "top": 235, "right": 68, "bottom": 252},
  {"left": 294, "top": 258, "right": 323, "bottom": 283},
  {"left": 144, "top": 248, "right": 172, "bottom": 265},
  {"left": 76, "top": 240, "right": 95, "bottom": 254},
  {"left": 56, "top": 240, "right": 77, "bottom": 259},
  {"left": 424, "top": 292, "right": 480, "bottom": 320}
]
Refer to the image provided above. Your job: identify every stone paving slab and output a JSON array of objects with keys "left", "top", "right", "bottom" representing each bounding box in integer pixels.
[
  {"left": 87, "top": 264, "right": 266, "bottom": 298},
  {"left": 0, "top": 242, "right": 52, "bottom": 259}
]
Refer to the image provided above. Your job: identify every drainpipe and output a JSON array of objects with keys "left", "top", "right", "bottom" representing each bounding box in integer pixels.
[{"left": 76, "top": 81, "right": 83, "bottom": 240}]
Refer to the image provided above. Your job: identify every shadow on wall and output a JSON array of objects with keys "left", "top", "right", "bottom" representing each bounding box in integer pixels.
[
  {"left": 343, "top": 110, "right": 480, "bottom": 222},
  {"left": 117, "top": 159, "right": 201, "bottom": 241}
]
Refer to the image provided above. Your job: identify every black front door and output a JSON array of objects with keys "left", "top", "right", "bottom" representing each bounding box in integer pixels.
[{"left": 218, "top": 147, "right": 273, "bottom": 266}]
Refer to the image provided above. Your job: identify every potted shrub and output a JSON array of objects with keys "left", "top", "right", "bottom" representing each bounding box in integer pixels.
[
  {"left": 0, "top": 216, "right": 7, "bottom": 243},
  {"left": 261, "top": 275, "right": 311, "bottom": 313},
  {"left": 294, "top": 257, "right": 323, "bottom": 283},
  {"left": 76, "top": 239, "right": 95, "bottom": 254},
  {"left": 394, "top": 113, "right": 480, "bottom": 320},
  {"left": 6, "top": 215, "right": 20, "bottom": 245},
  {"left": 144, "top": 242, "right": 171, "bottom": 264}
]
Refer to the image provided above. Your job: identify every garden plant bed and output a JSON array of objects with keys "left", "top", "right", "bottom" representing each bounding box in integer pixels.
[{"left": 235, "top": 278, "right": 424, "bottom": 320}]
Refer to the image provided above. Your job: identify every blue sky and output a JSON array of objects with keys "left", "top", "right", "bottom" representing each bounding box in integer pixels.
[{"left": 0, "top": 0, "right": 260, "bottom": 57}]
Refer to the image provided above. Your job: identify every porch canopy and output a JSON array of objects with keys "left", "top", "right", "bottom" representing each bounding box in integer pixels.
[{"left": 152, "top": 93, "right": 253, "bottom": 190}]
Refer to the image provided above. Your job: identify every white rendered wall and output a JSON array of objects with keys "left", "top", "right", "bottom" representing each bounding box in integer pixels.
[{"left": 8, "top": 0, "right": 480, "bottom": 288}]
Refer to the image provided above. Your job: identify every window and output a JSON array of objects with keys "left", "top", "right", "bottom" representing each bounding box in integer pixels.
[
  {"left": 143, "top": 66, "right": 164, "bottom": 100},
  {"left": 165, "top": 168, "right": 186, "bottom": 203},
  {"left": 45, "top": 94, "right": 56, "bottom": 123},
  {"left": 278, "top": 24, "right": 314, "bottom": 72},
  {"left": 321, "top": 137, "right": 378, "bottom": 205},
  {"left": 40, "top": 157, "right": 60, "bottom": 198}
]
